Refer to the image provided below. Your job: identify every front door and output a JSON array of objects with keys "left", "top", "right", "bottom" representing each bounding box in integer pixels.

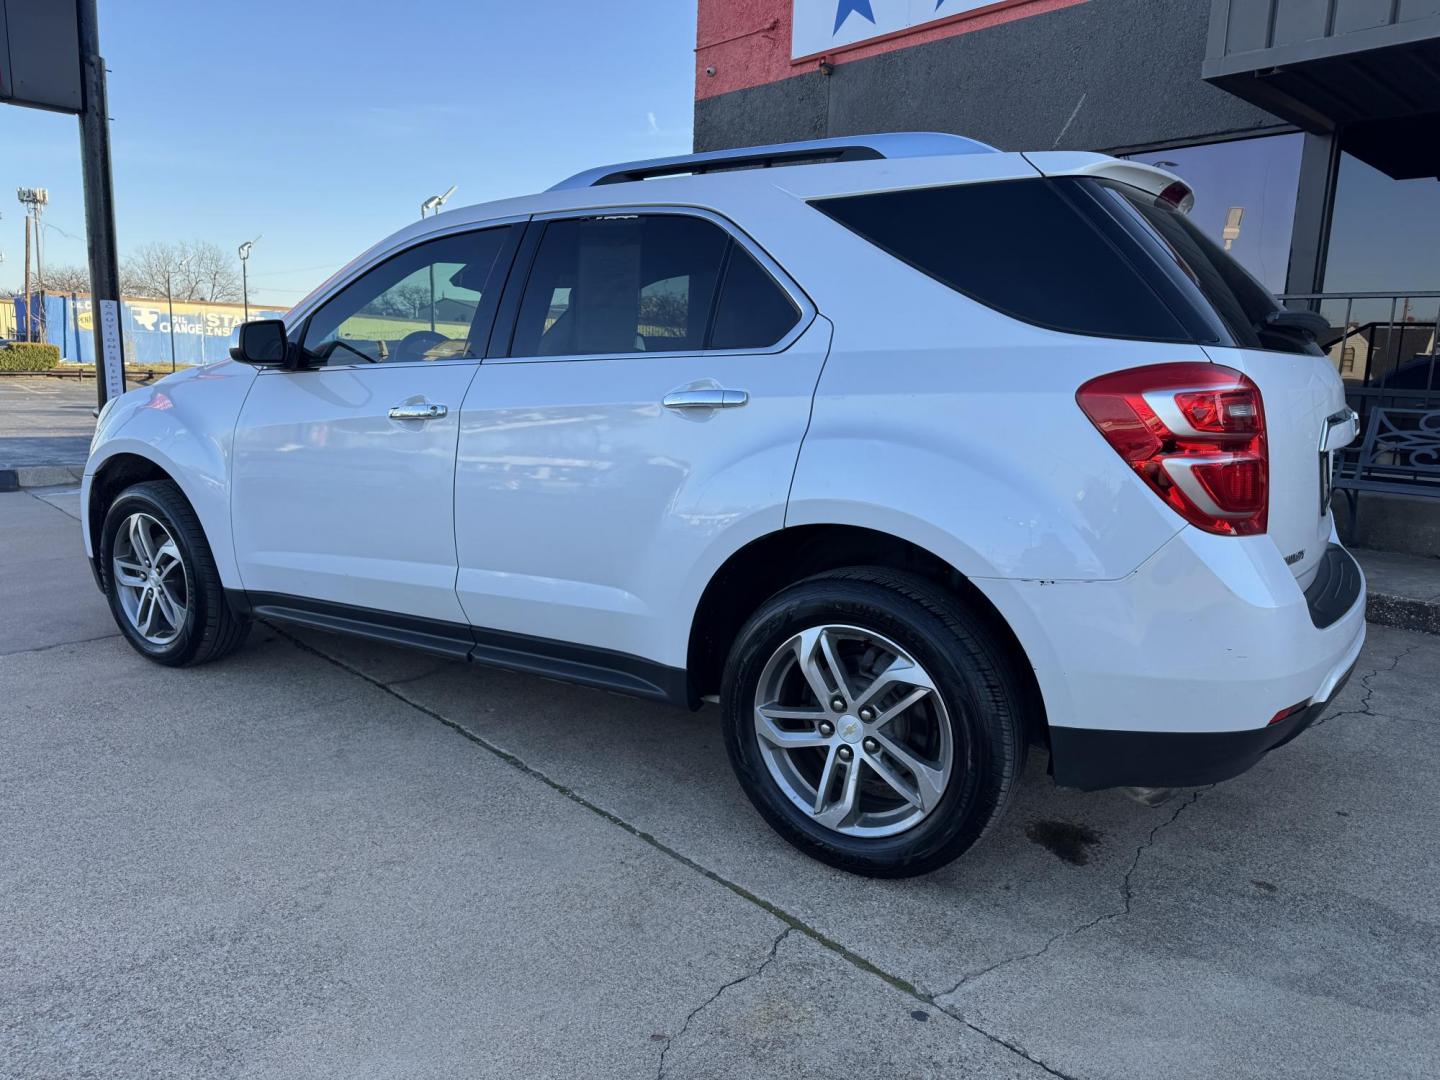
[
  {"left": 231, "top": 224, "right": 520, "bottom": 623},
  {"left": 453, "top": 211, "right": 830, "bottom": 667}
]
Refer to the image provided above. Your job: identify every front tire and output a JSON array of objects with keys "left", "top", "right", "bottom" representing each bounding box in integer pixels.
[
  {"left": 100, "top": 480, "right": 249, "bottom": 667},
  {"left": 721, "top": 568, "right": 1026, "bottom": 878}
]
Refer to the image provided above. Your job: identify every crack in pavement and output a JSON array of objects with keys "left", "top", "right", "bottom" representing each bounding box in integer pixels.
[
  {"left": 272, "top": 622, "right": 1090, "bottom": 1079},
  {"left": 0, "top": 631, "right": 120, "bottom": 658},
  {"left": 942, "top": 634, "right": 1431, "bottom": 1007},
  {"left": 1311, "top": 642, "right": 1423, "bottom": 730},
  {"left": 940, "top": 789, "right": 1208, "bottom": 1001},
  {"left": 655, "top": 927, "right": 793, "bottom": 1079},
  {"left": 383, "top": 660, "right": 459, "bottom": 688}
]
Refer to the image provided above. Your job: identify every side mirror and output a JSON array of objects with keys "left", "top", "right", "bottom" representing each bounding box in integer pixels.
[{"left": 231, "top": 319, "right": 290, "bottom": 366}]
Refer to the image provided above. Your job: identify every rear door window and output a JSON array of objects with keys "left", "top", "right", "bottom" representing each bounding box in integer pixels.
[
  {"left": 510, "top": 215, "right": 728, "bottom": 357},
  {"left": 710, "top": 245, "right": 802, "bottom": 351}
]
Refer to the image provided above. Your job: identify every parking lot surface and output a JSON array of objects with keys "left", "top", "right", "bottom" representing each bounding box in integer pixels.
[
  {"left": 0, "top": 377, "right": 103, "bottom": 469},
  {"left": 3, "top": 486, "right": 1438, "bottom": 1079}
]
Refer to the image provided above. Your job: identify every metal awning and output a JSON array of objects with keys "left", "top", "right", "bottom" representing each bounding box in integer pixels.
[{"left": 1203, "top": 1, "right": 1440, "bottom": 179}]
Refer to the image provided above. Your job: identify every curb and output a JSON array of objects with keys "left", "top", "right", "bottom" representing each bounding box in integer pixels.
[
  {"left": 1366, "top": 591, "right": 1440, "bottom": 636},
  {"left": 0, "top": 464, "right": 85, "bottom": 492}
]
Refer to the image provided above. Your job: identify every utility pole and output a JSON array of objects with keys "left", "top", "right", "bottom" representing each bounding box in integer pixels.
[
  {"left": 22, "top": 212, "right": 32, "bottom": 342},
  {"left": 17, "top": 188, "right": 50, "bottom": 342},
  {"left": 33, "top": 200, "right": 45, "bottom": 343},
  {"left": 76, "top": 0, "right": 126, "bottom": 406}
]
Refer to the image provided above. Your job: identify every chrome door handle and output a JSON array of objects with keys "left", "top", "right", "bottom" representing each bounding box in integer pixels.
[
  {"left": 662, "top": 388, "right": 749, "bottom": 410},
  {"left": 388, "top": 402, "right": 448, "bottom": 421}
]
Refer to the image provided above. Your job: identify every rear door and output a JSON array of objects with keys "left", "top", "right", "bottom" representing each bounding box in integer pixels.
[{"left": 452, "top": 210, "right": 829, "bottom": 668}]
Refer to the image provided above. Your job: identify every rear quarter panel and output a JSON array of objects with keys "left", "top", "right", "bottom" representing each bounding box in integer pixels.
[{"left": 785, "top": 256, "right": 1201, "bottom": 583}]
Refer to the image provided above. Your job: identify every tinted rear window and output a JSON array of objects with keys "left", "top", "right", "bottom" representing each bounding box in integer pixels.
[
  {"left": 812, "top": 179, "right": 1195, "bottom": 343},
  {"left": 1099, "top": 182, "right": 1315, "bottom": 355}
]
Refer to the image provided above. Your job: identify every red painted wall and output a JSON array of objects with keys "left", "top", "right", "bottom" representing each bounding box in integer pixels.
[{"left": 696, "top": 0, "right": 1089, "bottom": 101}]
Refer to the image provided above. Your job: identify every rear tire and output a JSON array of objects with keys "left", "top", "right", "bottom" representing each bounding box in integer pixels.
[
  {"left": 100, "top": 480, "right": 250, "bottom": 667},
  {"left": 720, "top": 568, "right": 1026, "bottom": 878}
]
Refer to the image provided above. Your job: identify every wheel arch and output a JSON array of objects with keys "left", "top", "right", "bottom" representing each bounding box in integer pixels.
[
  {"left": 687, "top": 524, "right": 1048, "bottom": 743},
  {"left": 84, "top": 451, "right": 235, "bottom": 592}
]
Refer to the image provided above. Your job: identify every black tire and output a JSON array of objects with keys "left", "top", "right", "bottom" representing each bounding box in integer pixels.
[
  {"left": 721, "top": 568, "right": 1027, "bottom": 878},
  {"left": 100, "top": 480, "right": 250, "bottom": 667}
]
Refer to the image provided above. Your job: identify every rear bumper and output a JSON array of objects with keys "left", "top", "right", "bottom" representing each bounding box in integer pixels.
[
  {"left": 1049, "top": 648, "right": 1358, "bottom": 790},
  {"left": 974, "top": 529, "right": 1367, "bottom": 791}
]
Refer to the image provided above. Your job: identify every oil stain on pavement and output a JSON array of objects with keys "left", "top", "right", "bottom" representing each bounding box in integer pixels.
[{"left": 1024, "top": 818, "right": 1103, "bottom": 865}]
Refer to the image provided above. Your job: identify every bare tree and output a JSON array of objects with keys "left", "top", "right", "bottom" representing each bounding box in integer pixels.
[
  {"left": 121, "top": 240, "right": 242, "bottom": 302},
  {"left": 393, "top": 283, "right": 433, "bottom": 319},
  {"left": 38, "top": 264, "right": 92, "bottom": 294}
]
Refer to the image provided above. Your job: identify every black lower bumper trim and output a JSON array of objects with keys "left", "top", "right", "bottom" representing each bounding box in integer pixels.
[
  {"left": 1304, "top": 544, "right": 1362, "bottom": 630},
  {"left": 1050, "top": 661, "right": 1357, "bottom": 791}
]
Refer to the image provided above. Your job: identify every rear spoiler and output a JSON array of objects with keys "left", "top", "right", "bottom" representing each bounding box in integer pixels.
[{"left": 1020, "top": 152, "right": 1195, "bottom": 213}]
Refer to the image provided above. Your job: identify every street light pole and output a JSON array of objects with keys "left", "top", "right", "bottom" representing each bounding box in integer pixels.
[
  {"left": 166, "top": 269, "right": 175, "bottom": 371},
  {"left": 419, "top": 184, "right": 457, "bottom": 221},
  {"left": 419, "top": 187, "right": 456, "bottom": 333},
  {"left": 166, "top": 254, "right": 193, "bottom": 371},
  {"left": 238, "top": 237, "right": 259, "bottom": 321}
]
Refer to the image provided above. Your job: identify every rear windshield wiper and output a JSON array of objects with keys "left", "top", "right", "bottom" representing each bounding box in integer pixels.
[{"left": 1265, "top": 309, "right": 1331, "bottom": 340}]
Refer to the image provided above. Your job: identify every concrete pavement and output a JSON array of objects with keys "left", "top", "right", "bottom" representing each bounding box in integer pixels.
[{"left": 3, "top": 485, "right": 1439, "bottom": 1079}]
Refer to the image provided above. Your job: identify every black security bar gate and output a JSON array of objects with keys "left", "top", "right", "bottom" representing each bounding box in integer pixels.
[{"left": 1280, "top": 290, "right": 1440, "bottom": 497}]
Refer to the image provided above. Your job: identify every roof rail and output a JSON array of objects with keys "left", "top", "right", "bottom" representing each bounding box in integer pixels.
[{"left": 548, "top": 132, "right": 999, "bottom": 191}]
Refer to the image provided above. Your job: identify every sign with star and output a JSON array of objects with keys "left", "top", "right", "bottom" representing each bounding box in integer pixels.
[{"left": 792, "top": 0, "right": 1010, "bottom": 60}]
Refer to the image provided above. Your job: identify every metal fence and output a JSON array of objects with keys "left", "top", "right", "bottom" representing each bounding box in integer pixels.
[
  {"left": 1279, "top": 291, "right": 1440, "bottom": 391},
  {"left": 1279, "top": 291, "right": 1440, "bottom": 492}
]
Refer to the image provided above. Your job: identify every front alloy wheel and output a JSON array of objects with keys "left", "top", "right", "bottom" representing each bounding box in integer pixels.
[
  {"left": 753, "top": 625, "right": 953, "bottom": 837},
  {"left": 100, "top": 479, "right": 250, "bottom": 667},
  {"left": 111, "top": 512, "right": 190, "bottom": 645}
]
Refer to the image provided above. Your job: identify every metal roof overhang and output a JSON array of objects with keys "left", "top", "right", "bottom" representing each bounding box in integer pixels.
[{"left": 1203, "top": 5, "right": 1440, "bottom": 180}]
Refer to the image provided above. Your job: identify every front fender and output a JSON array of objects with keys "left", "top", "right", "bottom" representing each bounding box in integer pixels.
[{"left": 84, "top": 362, "right": 257, "bottom": 588}]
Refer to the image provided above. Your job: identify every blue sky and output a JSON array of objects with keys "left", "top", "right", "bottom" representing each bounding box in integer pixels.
[{"left": 1, "top": 0, "right": 698, "bottom": 305}]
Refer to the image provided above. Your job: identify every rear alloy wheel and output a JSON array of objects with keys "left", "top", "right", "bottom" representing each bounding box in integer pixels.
[
  {"left": 753, "top": 625, "right": 953, "bottom": 838},
  {"left": 722, "top": 569, "right": 1026, "bottom": 878}
]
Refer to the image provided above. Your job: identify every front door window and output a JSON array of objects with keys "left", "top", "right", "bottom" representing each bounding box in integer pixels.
[{"left": 302, "top": 226, "right": 516, "bottom": 365}]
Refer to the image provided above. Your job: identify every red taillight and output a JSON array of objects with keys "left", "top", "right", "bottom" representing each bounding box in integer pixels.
[{"left": 1076, "top": 363, "right": 1268, "bottom": 536}]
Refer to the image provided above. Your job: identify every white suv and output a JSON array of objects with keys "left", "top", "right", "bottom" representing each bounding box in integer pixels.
[{"left": 84, "top": 134, "right": 1365, "bottom": 877}]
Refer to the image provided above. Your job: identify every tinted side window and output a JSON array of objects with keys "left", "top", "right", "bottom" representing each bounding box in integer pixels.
[
  {"left": 303, "top": 226, "right": 515, "bottom": 365},
  {"left": 710, "top": 246, "right": 802, "bottom": 350},
  {"left": 510, "top": 215, "right": 728, "bottom": 358},
  {"left": 812, "top": 180, "right": 1193, "bottom": 343}
]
